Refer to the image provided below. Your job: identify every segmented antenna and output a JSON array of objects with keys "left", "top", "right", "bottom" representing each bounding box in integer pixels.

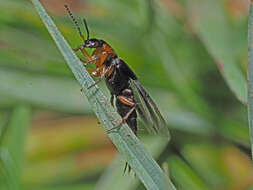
[
  {"left": 83, "top": 18, "right": 90, "bottom": 40},
  {"left": 64, "top": 4, "right": 85, "bottom": 42}
]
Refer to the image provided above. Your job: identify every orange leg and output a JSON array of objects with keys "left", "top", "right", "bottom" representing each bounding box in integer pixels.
[
  {"left": 106, "top": 96, "right": 136, "bottom": 134},
  {"left": 88, "top": 64, "right": 114, "bottom": 89},
  {"left": 86, "top": 68, "right": 99, "bottom": 77},
  {"left": 73, "top": 45, "right": 91, "bottom": 61},
  {"left": 117, "top": 96, "right": 135, "bottom": 107},
  {"left": 115, "top": 96, "right": 136, "bottom": 125},
  {"left": 82, "top": 56, "right": 100, "bottom": 65}
]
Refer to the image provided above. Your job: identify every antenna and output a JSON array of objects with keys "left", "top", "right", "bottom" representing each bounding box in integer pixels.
[
  {"left": 83, "top": 18, "right": 90, "bottom": 40},
  {"left": 64, "top": 4, "right": 85, "bottom": 42}
]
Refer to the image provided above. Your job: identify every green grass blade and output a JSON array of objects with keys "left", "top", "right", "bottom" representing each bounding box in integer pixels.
[
  {"left": 31, "top": 184, "right": 95, "bottom": 190},
  {"left": 188, "top": 0, "right": 247, "bottom": 104},
  {"left": 5, "top": 106, "right": 31, "bottom": 175},
  {"left": 0, "top": 113, "right": 9, "bottom": 146},
  {"left": 31, "top": 0, "right": 175, "bottom": 189},
  {"left": 96, "top": 136, "right": 168, "bottom": 190},
  {"left": 168, "top": 156, "right": 211, "bottom": 190},
  {"left": 182, "top": 143, "right": 230, "bottom": 188},
  {"left": 0, "top": 67, "right": 91, "bottom": 114},
  {"left": 248, "top": 0, "right": 253, "bottom": 160},
  {"left": 0, "top": 106, "right": 31, "bottom": 190},
  {"left": 0, "top": 148, "right": 19, "bottom": 190}
]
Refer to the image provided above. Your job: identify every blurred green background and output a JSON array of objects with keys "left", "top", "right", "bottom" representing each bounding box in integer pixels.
[{"left": 0, "top": 0, "right": 252, "bottom": 189}]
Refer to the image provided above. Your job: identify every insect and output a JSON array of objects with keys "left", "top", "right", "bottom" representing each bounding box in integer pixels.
[
  {"left": 64, "top": 5, "right": 170, "bottom": 138},
  {"left": 64, "top": 4, "right": 170, "bottom": 173}
]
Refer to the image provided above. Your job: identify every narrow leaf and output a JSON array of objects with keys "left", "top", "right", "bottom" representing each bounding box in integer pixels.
[
  {"left": 0, "top": 148, "right": 19, "bottom": 190},
  {"left": 0, "top": 67, "right": 91, "bottom": 114},
  {"left": 0, "top": 106, "right": 31, "bottom": 190},
  {"left": 188, "top": 0, "right": 247, "bottom": 104},
  {"left": 96, "top": 136, "right": 168, "bottom": 190},
  {"left": 168, "top": 156, "right": 211, "bottom": 190},
  {"left": 248, "top": 0, "right": 253, "bottom": 160}
]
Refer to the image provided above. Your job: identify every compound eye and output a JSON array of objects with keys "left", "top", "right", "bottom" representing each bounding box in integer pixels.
[{"left": 84, "top": 40, "right": 94, "bottom": 48}]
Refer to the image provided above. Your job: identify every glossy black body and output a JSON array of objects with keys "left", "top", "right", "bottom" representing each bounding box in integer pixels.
[
  {"left": 105, "top": 56, "right": 137, "bottom": 95},
  {"left": 104, "top": 55, "right": 138, "bottom": 134}
]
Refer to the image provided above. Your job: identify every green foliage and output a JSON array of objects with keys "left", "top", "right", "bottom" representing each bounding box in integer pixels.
[
  {"left": 168, "top": 155, "right": 210, "bottom": 190},
  {"left": 189, "top": 0, "right": 247, "bottom": 103},
  {"left": 96, "top": 136, "right": 168, "bottom": 190},
  {"left": 0, "top": 106, "right": 31, "bottom": 190},
  {"left": 0, "top": 0, "right": 251, "bottom": 189},
  {"left": 31, "top": 0, "right": 175, "bottom": 189}
]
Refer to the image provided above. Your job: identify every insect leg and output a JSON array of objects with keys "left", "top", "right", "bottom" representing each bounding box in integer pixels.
[
  {"left": 88, "top": 63, "right": 114, "bottom": 89},
  {"left": 87, "top": 74, "right": 104, "bottom": 89},
  {"left": 86, "top": 68, "right": 99, "bottom": 77},
  {"left": 73, "top": 46, "right": 82, "bottom": 52},
  {"left": 110, "top": 94, "right": 115, "bottom": 107},
  {"left": 73, "top": 45, "right": 91, "bottom": 62},
  {"left": 79, "top": 57, "right": 87, "bottom": 63},
  {"left": 107, "top": 96, "right": 136, "bottom": 134},
  {"left": 106, "top": 106, "right": 136, "bottom": 134},
  {"left": 123, "top": 162, "right": 132, "bottom": 174},
  {"left": 119, "top": 105, "right": 136, "bottom": 124},
  {"left": 82, "top": 56, "right": 100, "bottom": 65}
]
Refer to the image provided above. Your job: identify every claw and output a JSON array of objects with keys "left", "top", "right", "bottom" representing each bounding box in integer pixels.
[
  {"left": 73, "top": 46, "right": 80, "bottom": 52},
  {"left": 123, "top": 162, "right": 132, "bottom": 175},
  {"left": 106, "top": 122, "right": 123, "bottom": 133}
]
